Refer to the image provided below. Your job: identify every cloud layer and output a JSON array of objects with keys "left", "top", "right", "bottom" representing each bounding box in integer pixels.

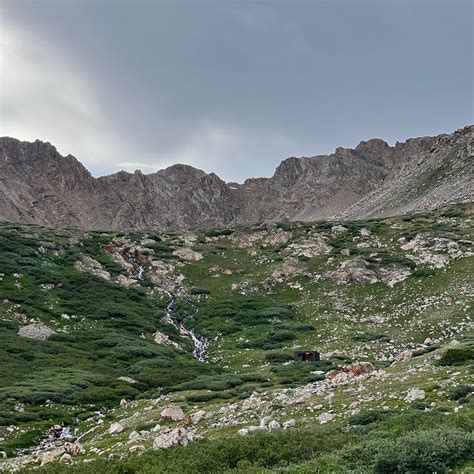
[{"left": 1, "top": 1, "right": 472, "bottom": 182}]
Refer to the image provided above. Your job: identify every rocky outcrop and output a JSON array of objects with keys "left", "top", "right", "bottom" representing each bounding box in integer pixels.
[
  {"left": 324, "top": 258, "right": 411, "bottom": 287},
  {"left": 153, "top": 427, "right": 193, "bottom": 449},
  {"left": 160, "top": 405, "right": 185, "bottom": 421},
  {"left": 18, "top": 322, "right": 56, "bottom": 340},
  {"left": 0, "top": 126, "right": 472, "bottom": 230}
]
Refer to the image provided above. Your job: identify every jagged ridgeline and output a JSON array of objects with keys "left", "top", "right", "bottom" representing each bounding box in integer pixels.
[
  {"left": 0, "top": 204, "right": 473, "bottom": 472},
  {"left": 0, "top": 126, "right": 472, "bottom": 231}
]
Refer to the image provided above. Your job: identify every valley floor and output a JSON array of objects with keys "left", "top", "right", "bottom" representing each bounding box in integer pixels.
[{"left": 0, "top": 204, "right": 472, "bottom": 472}]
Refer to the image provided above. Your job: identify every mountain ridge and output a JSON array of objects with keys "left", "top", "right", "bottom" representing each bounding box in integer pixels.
[{"left": 0, "top": 125, "right": 472, "bottom": 230}]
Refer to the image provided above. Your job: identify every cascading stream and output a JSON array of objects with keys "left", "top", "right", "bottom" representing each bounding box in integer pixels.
[
  {"left": 162, "top": 291, "right": 209, "bottom": 361},
  {"left": 128, "top": 251, "right": 208, "bottom": 361}
]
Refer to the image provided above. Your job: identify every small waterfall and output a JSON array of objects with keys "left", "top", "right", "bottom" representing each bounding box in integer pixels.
[
  {"left": 161, "top": 291, "right": 209, "bottom": 361},
  {"left": 128, "top": 251, "right": 144, "bottom": 280},
  {"left": 126, "top": 249, "right": 208, "bottom": 361}
]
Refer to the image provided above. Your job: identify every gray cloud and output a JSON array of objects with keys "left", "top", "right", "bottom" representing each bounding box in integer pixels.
[{"left": 1, "top": 0, "right": 472, "bottom": 182}]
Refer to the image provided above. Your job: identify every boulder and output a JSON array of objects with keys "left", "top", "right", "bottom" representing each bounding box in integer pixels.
[
  {"left": 325, "top": 258, "right": 410, "bottom": 287},
  {"left": 153, "top": 427, "right": 192, "bottom": 449},
  {"left": 189, "top": 410, "right": 206, "bottom": 424},
  {"left": 116, "top": 274, "right": 138, "bottom": 288},
  {"left": 325, "top": 258, "right": 379, "bottom": 285},
  {"left": 331, "top": 225, "right": 348, "bottom": 234},
  {"left": 326, "top": 362, "right": 375, "bottom": 384},
  {"left": 129, "top": 445, "right": 145, "bottom": 453},
  {"left": 160, "top": 405, "right": 185, "bottom": 421},
  {"left": 393, "top": 350, "right": 413, "bottom": 363},
  {"left": 59, "top": 453, "right": 72, "bottom": 464},
  {"left": 267, "top": 420, "right": 281, "bottom": 431},
  {"left": 108, "top": 422, "right": 124, "bottom": 434},
  {"left": 74, "top": 256, "right": 111, "bottom": 280},
  {"left": 318, "top": 412, "right": 335, "bottom": 424},
  {"left": 153, "top": 331, "right": 181, "bottom": 349},
  {"left": 173, "top": 248, "right": 203, "bottom": 262},
  {"left": 242, "top": 396, "right": 262, "bottom": 410},
  {"left": 405, "top": 388, "right": 426, "bottom": 402},
  {"left": 18, "top": 322, "right": 56, "bottom": 340},
  {"left": 282, "top": 419, "right": 296, "bottom": 430},
  {"left": 63, "top": 442, "right": 84, "bottom": 455}
]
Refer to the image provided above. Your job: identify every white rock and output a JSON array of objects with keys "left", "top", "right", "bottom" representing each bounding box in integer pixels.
[
  {"left": 282, "top": 419, "right": 296, "bottom": 429},
  {"left": 108, "top": 422, "right": 124, "bottom": 434},
  {"left": 189, "top": 410, "right": 206, "bottom": 424},
  {"left": 18, "top": 322, "right": 56, "bottom": 340},
  {"left": 317, "top": 412, "right": 335, "bottom": 424},
  {"left": 118, "top": 377, "right": 137, "bottom": 385},
  {"left": 153, "top": 428, "right": 192, "bottom": 449},
  {"left": 238, "top": 428, "right": 249, "bottom": 436},
  {"left": 153, "top": 331, "right": 181, "bottom": 349},
  {"left": 242, "top": 396, "right": 262, "bottom": 410},
  {"left": 393, "top": 350, "right": 413, "bottom": 363},
  {"left": 160, "top": 405, "right": 185, "bottom": 421},
  {"left": 128, "top": 431, "right": 140, "bottom": 442},
  {"left": 267, "top": 420, "right": 281, "bottom": 431},
  {"left": 129, "top": 445, "right": 145, "bottom": 453},
  {"left": 59, "top": 453, "right": 72, "bottom": 464},
  {"left": 405, "top": 388, "right": 426, "bottom": 402},
  {"left": 172, "top": 248, "right": 203, "bottom": 261}
]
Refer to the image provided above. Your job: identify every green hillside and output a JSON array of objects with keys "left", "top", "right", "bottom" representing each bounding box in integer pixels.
[{"left": 0, "top": 204, "right": 472, "bottom": 472}]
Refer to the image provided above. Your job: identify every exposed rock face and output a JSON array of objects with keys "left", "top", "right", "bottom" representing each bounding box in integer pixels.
[
  {"left": 153, "top": 427, "right": 193, "bottom": 449},
  {"left": 325, "top": 258, "right": 411, "bottom": 287},
  {"left": 0, "top": 126, "right": 472, "bottom": 230}
]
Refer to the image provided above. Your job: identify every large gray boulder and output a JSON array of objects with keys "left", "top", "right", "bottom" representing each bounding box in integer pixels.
[{"left": 18, "top": 322, "right": 56, "bottom": 340}]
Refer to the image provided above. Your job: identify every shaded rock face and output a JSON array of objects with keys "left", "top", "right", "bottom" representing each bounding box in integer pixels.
[{"left": 0, "top": 126, "right": 472, "bottom": 230}]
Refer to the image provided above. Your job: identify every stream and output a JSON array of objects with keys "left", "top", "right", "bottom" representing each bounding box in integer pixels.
[
  {"left": 128, "top": 254, "right": 208, "bottom": 361},
  {"left": 162, "top": 291, "right": 209, "bottom": 361}
]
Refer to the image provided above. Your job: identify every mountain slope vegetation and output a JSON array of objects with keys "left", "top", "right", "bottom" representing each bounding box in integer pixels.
[{"left": 0, "top": 204, "right": 472, "bottom": 472}]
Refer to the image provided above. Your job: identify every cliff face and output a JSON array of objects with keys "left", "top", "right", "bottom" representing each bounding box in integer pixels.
[{"left": 0, "top": 126, "right": 472, "bottom": 230}]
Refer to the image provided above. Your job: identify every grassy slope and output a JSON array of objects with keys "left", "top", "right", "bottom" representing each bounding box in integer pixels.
[{"left": 0, "top": 204, "right": 472, "bottom": 471}]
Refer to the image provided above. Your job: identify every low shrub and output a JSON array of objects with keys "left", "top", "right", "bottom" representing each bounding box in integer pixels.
[
  {"left": 351, "top": 332, "right": 390, "bottom": 343},
  {"left": 436, "top": 347, "right": 474, "bottom": 366},
  {"left": 265, "top": 351, "right": 294, "bottom": 363},
  {"left": 190, "top": 288, "right": 211, "bottom": 295},
  {"left": 449, "top": 385, "right": 474, "bottom": 401}
]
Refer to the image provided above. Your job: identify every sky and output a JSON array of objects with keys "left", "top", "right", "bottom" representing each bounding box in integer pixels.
[{"left": 0, "top": 0, "right": 472, "bottom": 182}]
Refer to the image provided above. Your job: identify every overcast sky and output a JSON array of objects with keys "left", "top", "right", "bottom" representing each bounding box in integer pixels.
[{"left": 1, "top": 0, "right": 472, "bottom": 182}]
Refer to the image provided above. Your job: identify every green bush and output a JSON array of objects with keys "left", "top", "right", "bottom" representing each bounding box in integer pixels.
[
  {"left": 351, "top": 332, "right": 390, "bottom": 343},
  {"left": 449, "top": 385, "right": 474, "bottom": 401},
  {"left": 437, "top": 347, "right": 474, "bottom": 366},
  {"left": 348, "top": 409, "right": 399, "bottom": 426},
  {"left": 265, "top": 351, "right": 294, "bottom": 363},
  {"left": 190, "top": 287, "right": 211, "bottom": 295},
  {"left": 371, "top": 428, "right": 474, "bottom": 473}
]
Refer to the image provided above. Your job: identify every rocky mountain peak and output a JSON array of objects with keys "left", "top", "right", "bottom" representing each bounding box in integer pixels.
[{"left": 0, "top": 126, "right": 472, "bottom": 230}]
